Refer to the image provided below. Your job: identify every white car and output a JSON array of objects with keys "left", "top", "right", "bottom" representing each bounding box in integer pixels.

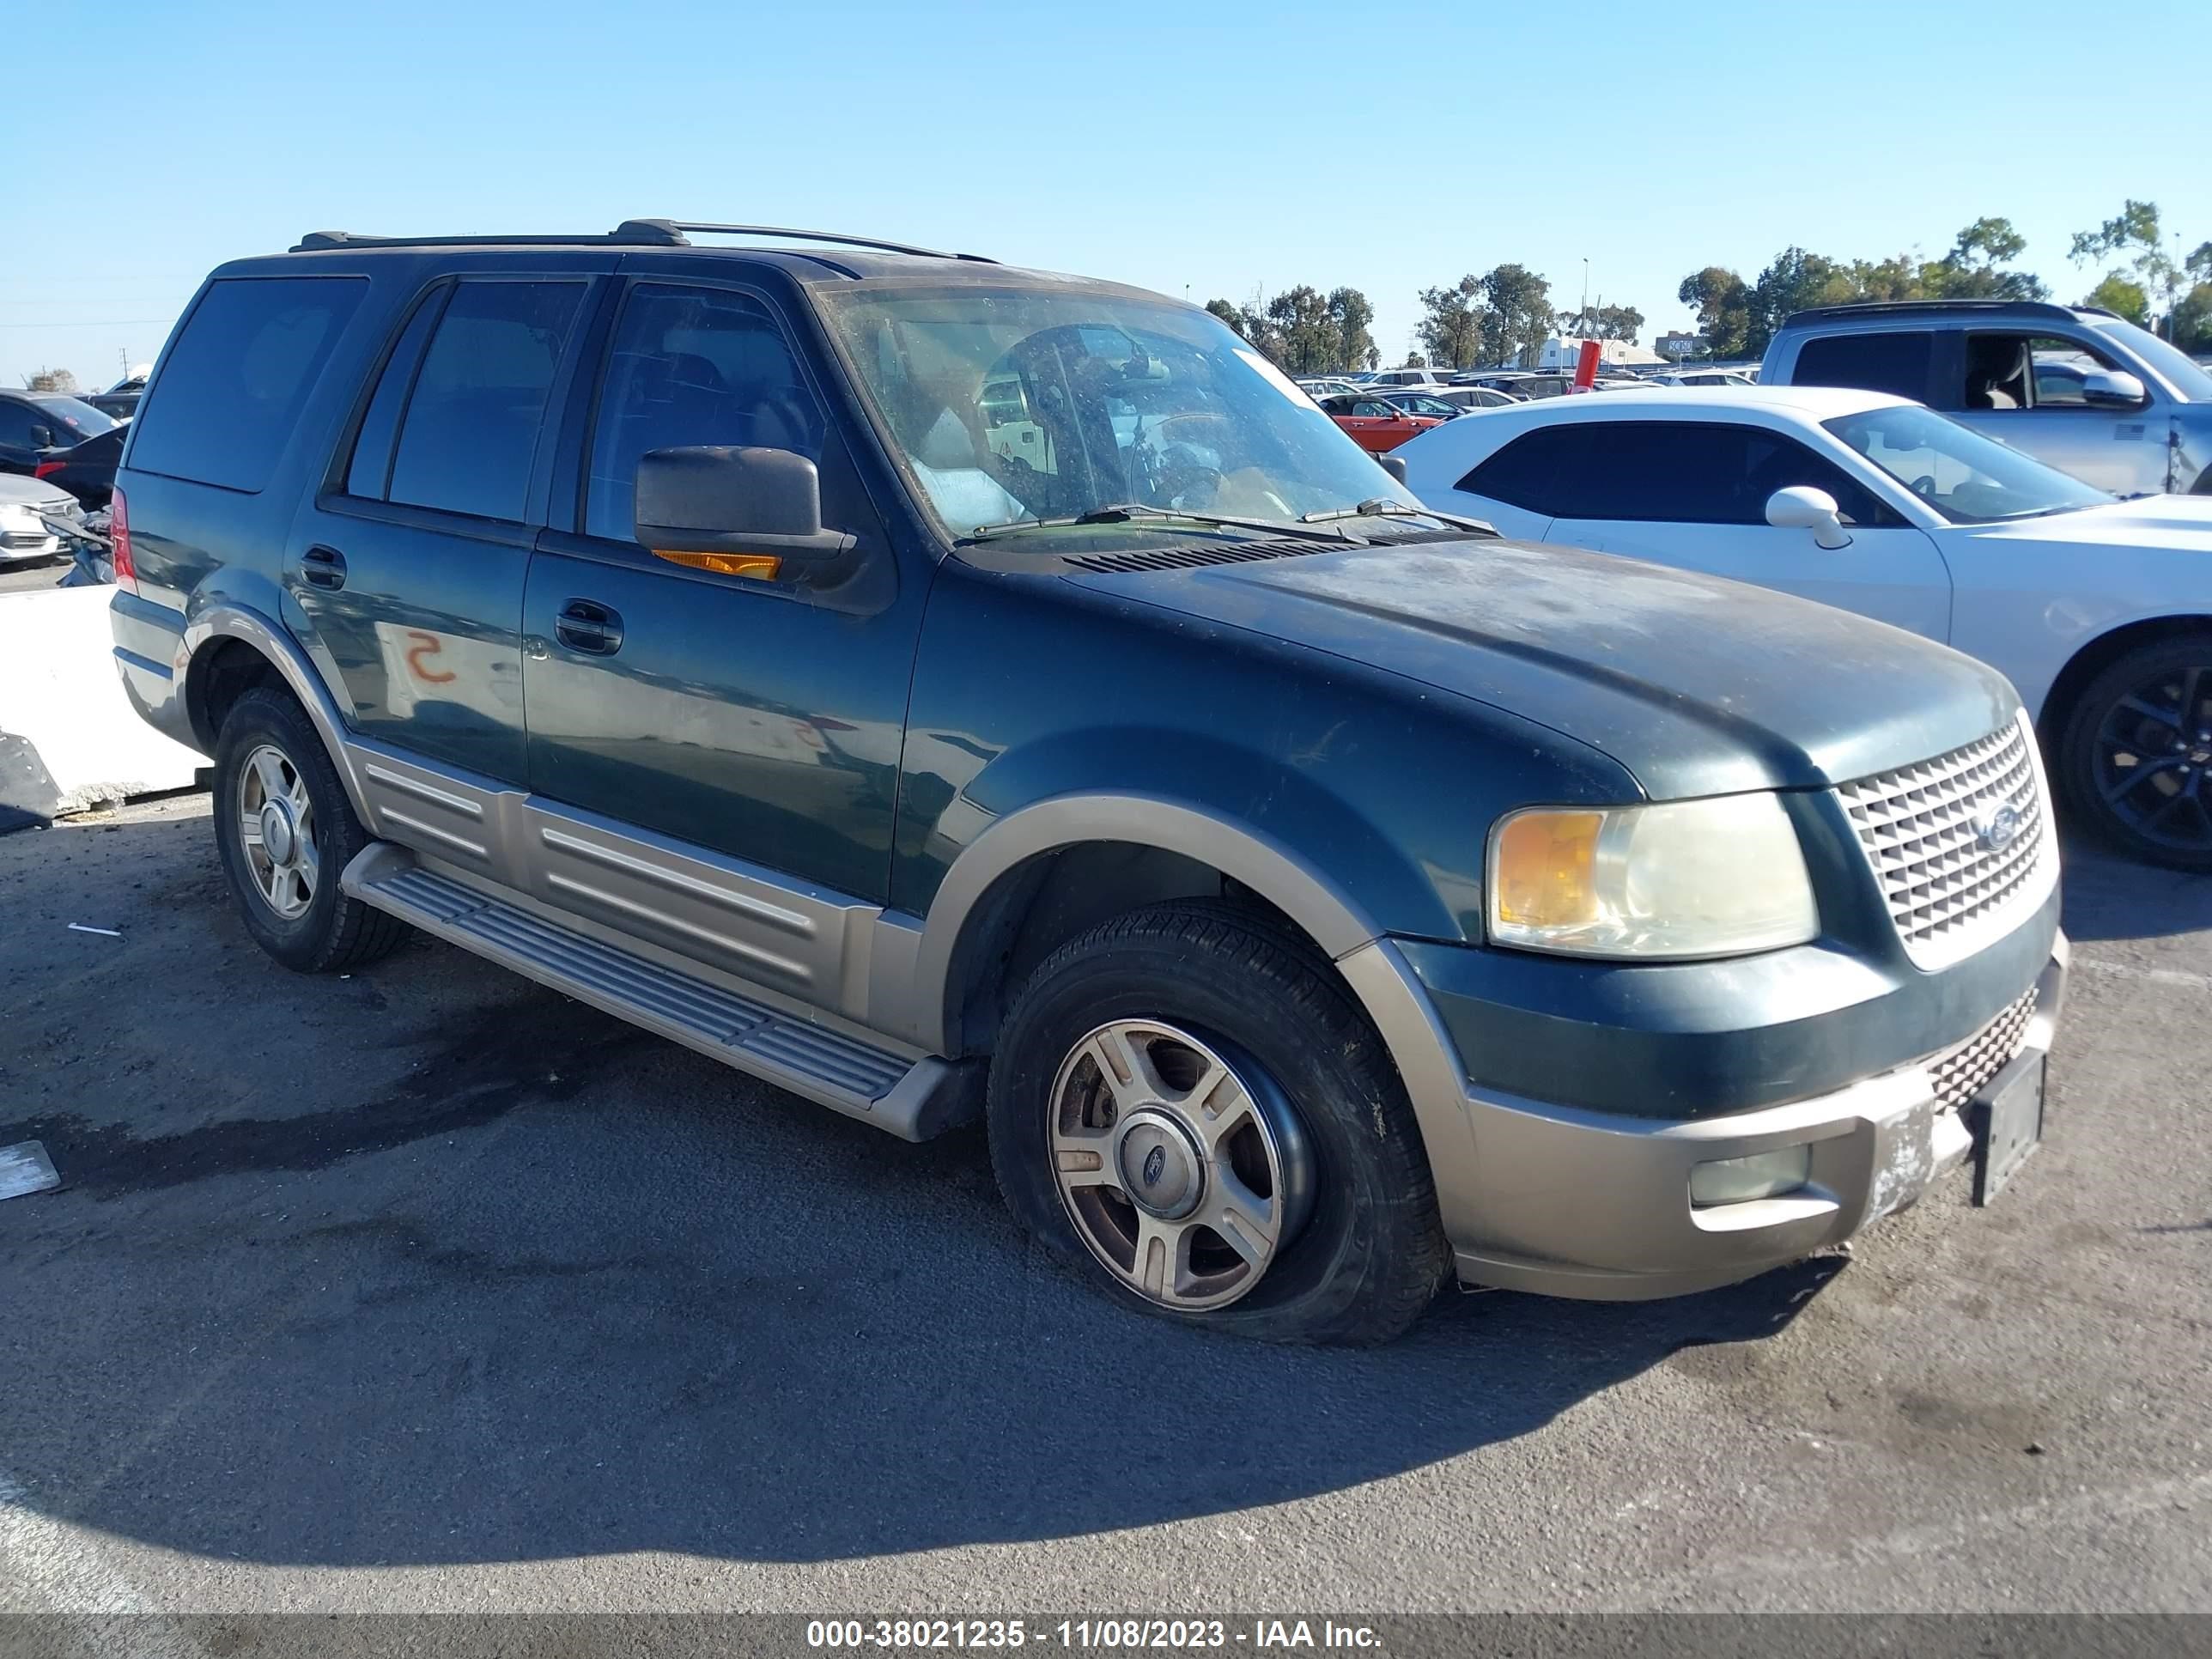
[
  {"left": 0, "top": 473, "right": 80, "bottom": 563},
  {"left": 1395, "top": 384, "right": 2212, "bottom": 869}
]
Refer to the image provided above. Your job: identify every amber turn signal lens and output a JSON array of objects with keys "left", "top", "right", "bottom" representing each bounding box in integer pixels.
[
  {"left": 1491, "top": 809, "right": 1603, "bottom": 929},
  {"left": 651, "top": 549, "right": 782, "bottom": 580}
]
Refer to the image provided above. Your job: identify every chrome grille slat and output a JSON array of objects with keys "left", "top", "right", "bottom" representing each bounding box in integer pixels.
[
  {"left": 1836, "top": 720, "right": 2051, "bottom": 969},
  {"left": 1929, "top": 987, "right": 2038, "bottom": 1112}
]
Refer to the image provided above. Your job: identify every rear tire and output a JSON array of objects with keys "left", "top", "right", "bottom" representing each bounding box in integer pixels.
[
  {"left": 211, "top": 687, "right": 409, "bottom": 972},
  {"left": 988, "top": 902, "right": 1450, "bottom": 1345},
  {"left": 2057, "top": 633, "right": 2212, "bottom": 872}
]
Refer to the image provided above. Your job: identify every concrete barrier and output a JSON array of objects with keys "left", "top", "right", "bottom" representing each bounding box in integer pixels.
[{"left": 0, "top": 587, "right": 205, "bottom": 831}]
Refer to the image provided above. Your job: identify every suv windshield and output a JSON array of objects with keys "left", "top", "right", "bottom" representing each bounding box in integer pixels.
[
  {"left": 2090, "top": 317, "right": 2212, "bottom": 400},
  {"left": 1824, "top": 404, "right": 2111, "bottom": 524},
  {"left": 819, "top": 286, "right": 1421, "bottom": 538}
]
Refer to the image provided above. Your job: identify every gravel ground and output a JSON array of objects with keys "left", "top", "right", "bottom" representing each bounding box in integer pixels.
[{"left": 1, "top": 793, "right": 2207, "bottom": 1623}]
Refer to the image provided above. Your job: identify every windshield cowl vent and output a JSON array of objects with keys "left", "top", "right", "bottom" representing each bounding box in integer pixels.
[{"left": 1061, "top": 538, "right": 1340, "bottom": 575}]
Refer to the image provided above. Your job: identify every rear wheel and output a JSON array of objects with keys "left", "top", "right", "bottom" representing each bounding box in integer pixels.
[
  {"left": 988, "top": 903, "right": 1450, "bottom": 1345},
  {"left": 2057, "top": 633, "right": 2212, "bottom": 871},
  {"left": 212, "top": 688, "right": 409, "bottom": 971}
]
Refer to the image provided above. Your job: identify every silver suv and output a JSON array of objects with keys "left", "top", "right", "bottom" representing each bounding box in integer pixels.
[{"left": 1763, "top": 300, "right": 2212, "bottom": 497}]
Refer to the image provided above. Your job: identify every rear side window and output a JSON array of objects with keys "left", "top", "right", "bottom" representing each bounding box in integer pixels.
[
  {"left": 1455, "top": 425, "right": 1589, "bottom": 512},
  {"left": 384, "top": 279, "right": 586, "bottom": 522},
  {"left": 1790, "top": 331, "right": 1935, "bottom": 404},
  {"left": 1461, "top": 422, "right": 1896, "bottom": 526},
  {"left": 128, "top": 276, "right": 367, "bottom": 492},
  {"left": 343, "top": 287, "right": 449, "bottom": 499}
]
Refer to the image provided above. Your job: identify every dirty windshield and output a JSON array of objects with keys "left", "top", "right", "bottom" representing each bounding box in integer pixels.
[{"left": 819, "top": 286, "right": 1418, "bottom": 538}]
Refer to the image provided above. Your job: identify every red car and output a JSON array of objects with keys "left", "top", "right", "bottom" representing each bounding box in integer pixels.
[{"left": 1316, "top": 392, "right": 1444, "bottom": 453}]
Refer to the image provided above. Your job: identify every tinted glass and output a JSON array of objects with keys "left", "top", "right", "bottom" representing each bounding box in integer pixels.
[
  {"left": 0, "top": 402, "right": 37, "bottom": 447},
  {"left": 344, "top": 287, "right": 449, "bottom": 499},
  {"left": 125, "top": 277, "right": 366, "bottom": 491},
  {"left": 585, "top": 284, "right": 827, "bottom": 543},
  {"left": 2092, "top": 317, "right": 2212, "bottom": 400},
  {"left": 1790, "top": 331, "right": 1934, "bottom": 403},
  {"left": 1464, "top": 422, "right": 1892, "bottom": 525},
  {"left": 386, "top": 280, "right": 585, "bottom": 521},
  {"left": 1455, "top": 426, "right": 1584, "bottom": 510}
]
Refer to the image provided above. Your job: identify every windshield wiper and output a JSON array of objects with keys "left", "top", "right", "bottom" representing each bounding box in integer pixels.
[
  {"left": 1299, "top": 498, "right": 1498, "bottom": 535},
  {"left": 963, "top": 504, "right": 1356, "bottom": 544}
]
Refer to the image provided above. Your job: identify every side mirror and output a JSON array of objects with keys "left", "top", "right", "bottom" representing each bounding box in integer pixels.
[
  {"left": 1765, "top": 485, "right": 1852, "bottom": 550},
  {"left": 30, "top": 426, "right": 56, "bottom": 449},
  {"left": 634, "top": 447, "right": 855, "bottom": 580},
  {"left": 2080, "top": 368, "right": 2148, "bottom": 409},
  {"left": 1376, "top": 453, "right": 1409, "bottom": 484}
]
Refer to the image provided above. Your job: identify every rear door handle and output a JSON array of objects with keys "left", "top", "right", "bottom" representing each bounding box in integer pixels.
[
  {"left": 555, "top": 598, "right": 623, "bottom": 656},
  {"left": 301, "top": 544, "right": 347, "bottom": 591}
]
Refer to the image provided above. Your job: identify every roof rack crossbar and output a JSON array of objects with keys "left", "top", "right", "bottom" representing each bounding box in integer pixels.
[
  {"left": 618, "top": 220, "right": 997, "bottom": 264},
  {"left": 1784, "top": 298, "right": 2093, "bottom": 325}
]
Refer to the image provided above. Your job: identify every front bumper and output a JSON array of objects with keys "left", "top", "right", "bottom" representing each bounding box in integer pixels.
[{"left": 1338, "top": 929, "right": 2068, "bottom": 1301}]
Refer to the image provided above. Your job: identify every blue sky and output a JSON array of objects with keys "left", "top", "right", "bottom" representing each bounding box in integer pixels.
[{"left": 6, "top": 0, "right": 2208, "bottom": 386}]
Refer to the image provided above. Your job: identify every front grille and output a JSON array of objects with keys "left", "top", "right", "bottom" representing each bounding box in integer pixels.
[
  {"left": 1835, "top": 720, "right": 2051, "bottom": 969},
  {"left": 1930, "top": 987, "right": 2038, "bottom": 1111},
  {"left": 3, "top": 530, "right": 50, "bottom": 549}
]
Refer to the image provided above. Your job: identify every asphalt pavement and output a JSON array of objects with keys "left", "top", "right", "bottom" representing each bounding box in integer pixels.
[{"left": 1, "top": 793, "right": 2208, "bottom": 1620}]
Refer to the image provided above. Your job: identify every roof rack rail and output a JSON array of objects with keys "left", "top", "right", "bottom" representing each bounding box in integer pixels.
[
  {"left": 291, "top": 225, "right": 688, "bottom": 252},
  {"left": 616, "top": 220, "right": 996, "bottom": 264},
  {"left": 1783, "top": 298, "right": 2091, "bottom": 325}
]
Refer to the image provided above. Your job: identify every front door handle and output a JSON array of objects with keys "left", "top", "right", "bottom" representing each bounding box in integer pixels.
[
  {"left": 301, "top": 544, "right": 347, "bottom": 591},
  {"left": 555, "top": 598, "right": 624, "bottom": 656}
]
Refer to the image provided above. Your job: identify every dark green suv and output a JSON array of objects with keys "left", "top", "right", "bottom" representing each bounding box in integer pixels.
[{"left": 108, "top": 222, "right": 2067, "bottom": 1342}]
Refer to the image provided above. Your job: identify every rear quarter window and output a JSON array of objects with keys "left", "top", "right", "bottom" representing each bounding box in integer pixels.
[
  {"left": 128, "top": 276, "right": 368, "bottom": 493},
  {"left": 1789, "top": 331, "right": 1936, "bottom": 404}
]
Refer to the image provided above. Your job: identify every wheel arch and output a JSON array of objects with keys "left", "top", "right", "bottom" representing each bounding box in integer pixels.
[
  {"left": 2037, "top": 612, "right": 2212, "bottom": 746},
  {"left": 910, "top": 796, "right": 1383, "bottom": 1060},
  {"left": 180, "top": 602, "right": 371, "bottom": 823}
]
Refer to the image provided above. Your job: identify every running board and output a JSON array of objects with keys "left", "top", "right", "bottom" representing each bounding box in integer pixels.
[{"left": 342, "top": 843, "right": 977, "bottom": 1140}]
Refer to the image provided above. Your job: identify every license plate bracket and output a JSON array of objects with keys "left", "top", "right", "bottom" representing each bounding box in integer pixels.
[{"left": 1969, "top": 1053, "right": 2045, "bottom": 1206}]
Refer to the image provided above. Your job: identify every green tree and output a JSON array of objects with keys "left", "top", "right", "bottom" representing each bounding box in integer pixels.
[
  {"left": 1327, "top": 287, "right": 1378, "bottom": 374},
  {"left": 1265, "top": 285, "right": 1342, "bottom": 374},
  {"left": 2172, "top": 283, "right": 2212, "bottom": 355},
  {"left": 1559, "top": 303, "right": 1644, "bottom": 343},
  {"left": 1480, "top": 264, "right": 1553, "bottom": 365},
  {"left": 1677, "top": 267, "right": 1755, "bottom": 358},
  {"left": 2083, "top": 273, "right": 2150, "bottom": 325},
  {"left": 1923, "top": 216, "right": 2047, "bottom": 301},
  {"left": 2071, "top": 200, "right": 2198, "bottom": 336},
  {"left": 1203, "top": 298, "right": 1247, "bottom": 337},
  {"left": 1416, "top": 275, "right": 1486, "bottom": 370}
]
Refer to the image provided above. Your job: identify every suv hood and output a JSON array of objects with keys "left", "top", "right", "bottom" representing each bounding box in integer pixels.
[{"left": 1071, "top": 538, "right": 2020, "bottom": 800}]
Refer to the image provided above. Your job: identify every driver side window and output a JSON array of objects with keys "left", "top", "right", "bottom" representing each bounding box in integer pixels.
[{"left": 585, "top": 284, "right": 828, "bottom": 544}]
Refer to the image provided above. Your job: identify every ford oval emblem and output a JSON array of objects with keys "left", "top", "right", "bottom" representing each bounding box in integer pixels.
[
  {"left": 1975, "top": 805, "right": 2022, "bottom": 853},
  {"left": 1142, "top": 1145, "right": 1167, "bottom": 1188}
]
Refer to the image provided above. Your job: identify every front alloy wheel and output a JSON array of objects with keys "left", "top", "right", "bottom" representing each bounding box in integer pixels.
[
  {"left": 2063, "top": 635, "right": 2212, "bottom": 870},
  {"left": 1048, "top": 1018, "right": 1314, "bottom": 1312}
]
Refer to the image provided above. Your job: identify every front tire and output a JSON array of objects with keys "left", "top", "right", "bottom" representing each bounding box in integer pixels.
[
  {"left": 2057, "top": 634, "right": 2212, "bottom": 871},
  {"left": 211, "top": 687, "right": 409, "bottom": 972},
  {"left": 988, "top": 903, "right": 1450, "bottom": 1345}
]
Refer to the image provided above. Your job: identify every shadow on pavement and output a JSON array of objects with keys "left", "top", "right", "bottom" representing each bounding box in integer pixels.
[
  {"left": 2059, "top": 836, "right": 2212, "bottom": 943},
  {"left": 1, "top": 808, "right": 1844, "bottom": 1569}
]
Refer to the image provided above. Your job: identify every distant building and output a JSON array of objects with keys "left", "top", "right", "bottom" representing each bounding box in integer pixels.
[
  {"left": 1656, "top": 331, "right": 1707, "bottom": 361},
  {"left": 1528, "top": 337, "right": 1665, "bottom": 370}
]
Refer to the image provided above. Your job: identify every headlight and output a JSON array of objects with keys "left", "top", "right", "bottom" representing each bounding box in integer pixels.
[{"left": 1487, "top": 793, "right": 1818, "bottom": 959}]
